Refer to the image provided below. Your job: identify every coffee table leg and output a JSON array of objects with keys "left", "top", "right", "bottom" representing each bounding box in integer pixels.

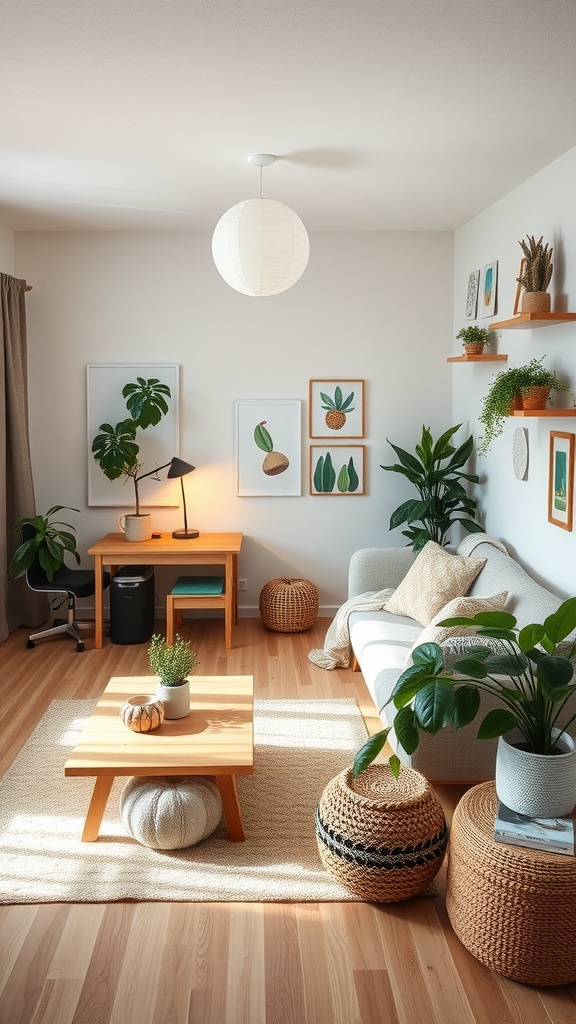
[
  {"left": 81, "top": 776, "right": 115, "bottom": 842},
  {"left": 217, "top": 775, "right": 246, "bottom": 841}
]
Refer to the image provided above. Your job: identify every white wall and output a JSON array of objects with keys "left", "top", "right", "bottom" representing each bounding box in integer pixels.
[
  {"left": 15, "top": 229, "right": 453, "bottom": 613},
  {"left": 453, "top": 145, "right": 576, "bottom": 598},
  {"left": 0, "top": 222, "right": 14, "bottom": 274}
]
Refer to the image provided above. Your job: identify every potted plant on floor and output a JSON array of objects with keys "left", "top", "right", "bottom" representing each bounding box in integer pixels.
[
  {"left": 353, "top": 598, "right": 576, "bottom": 817},
  {"left": 381, "top": 424, "right": 483, "bottom": 551},
  {"left": 91, "top": 376, "right": 171, "bottom": 540},
  {"left": 517, "top": 234, "right": 553, "bottom": 313},
  {"left": 148, "top": 632, "right": 198, "bottom": 719},
  {"left": 8, "top": 506, "right": 81, "bottom": 581},
  {"left": 478, "top": 357, "right": 574, "bottom": 455},
  {"left": 455, "top": 325, "right": 491, "bottom": 355}
]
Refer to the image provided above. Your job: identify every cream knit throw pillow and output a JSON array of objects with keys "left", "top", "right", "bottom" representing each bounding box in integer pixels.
[
  {"left": 385, "top": 541, "right": 486, "bottom": 625},
  {"left": 410, "top": 590, "right": 509, "bottom": 648}
]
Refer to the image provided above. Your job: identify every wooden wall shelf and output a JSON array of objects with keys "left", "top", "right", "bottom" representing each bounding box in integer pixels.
[
  {"left": 489, "top": 313, "right": 576, "bottom": 330},
  {"left": 511, "top": 409, "right": 576, "bottom": 418},
  {"left": 447, "top": 354, "right": 508, "bottom": 363}
]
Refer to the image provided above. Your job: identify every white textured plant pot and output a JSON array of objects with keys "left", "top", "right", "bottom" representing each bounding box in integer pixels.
[
  {"left": 156, "top": 679, "right": 190, "bottom": 719},
  {"left": 496, "top": 728, "right": 576, "bottom": 817},
  {"left": 118, "top": 513, "right": 152, "bottom": 542}
]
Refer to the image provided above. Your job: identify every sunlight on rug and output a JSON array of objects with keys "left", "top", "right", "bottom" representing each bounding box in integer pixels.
[{"left": 0, "top": 698, "right": 370, "bottom": 904}]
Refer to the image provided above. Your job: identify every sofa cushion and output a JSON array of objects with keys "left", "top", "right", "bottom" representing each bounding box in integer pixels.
[
  {"left": 385, "top": 541, "right": 486, "bottom": 626},
  {"left": 409, "top": 590, "right": 509, "bottom": 649}
]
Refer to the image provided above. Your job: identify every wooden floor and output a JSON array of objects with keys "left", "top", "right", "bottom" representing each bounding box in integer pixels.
[{"left": 1, "top": 617, "right": 575, "bottom": 1024}]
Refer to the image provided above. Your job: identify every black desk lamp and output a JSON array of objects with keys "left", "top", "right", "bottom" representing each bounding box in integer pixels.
[{"left": 136, "top": 457, "right": 198, "bottom": 539}]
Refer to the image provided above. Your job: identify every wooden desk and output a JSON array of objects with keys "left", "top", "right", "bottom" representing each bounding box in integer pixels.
[
  {"left": 65, "top": 674, "right": 254, "bottom": 842},
  {"left": 87, "top": 532, "right": 243, "bottom": 649}
]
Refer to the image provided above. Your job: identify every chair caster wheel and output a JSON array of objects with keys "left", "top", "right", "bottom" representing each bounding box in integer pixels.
[
  {"left": 26, "top": 639, "right": 35, "bottom": 649},
  {"left": 76, "top": 642, "right": 85, "bottom": 652}
]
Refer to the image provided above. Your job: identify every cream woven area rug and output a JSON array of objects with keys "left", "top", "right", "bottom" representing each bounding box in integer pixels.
[{"left": 0, "top": 697, "right": 368, "bottom": 904}]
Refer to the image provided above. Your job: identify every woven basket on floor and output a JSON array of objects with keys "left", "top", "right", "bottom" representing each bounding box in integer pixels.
[
  {"left": 259, "top": 577, "right": 318, "bottom": 633},
  {"left": 316, "top": 764, "right": 448, "bottom": 902},
  {"left": 446, "top": 782, "right": 576, "bottom": 986}
]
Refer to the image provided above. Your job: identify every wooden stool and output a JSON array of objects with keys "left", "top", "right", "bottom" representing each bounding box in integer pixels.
[
  {"left": 446, "top": 782, "right": 576, "bottom": 985},
  {"left": 166, "top": 576, "right": 226, "bottom": 646}
]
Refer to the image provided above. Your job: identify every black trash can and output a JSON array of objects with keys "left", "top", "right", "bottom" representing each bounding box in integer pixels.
[{"left": 110, "top": 565, "right": 155, "bottom": 645}]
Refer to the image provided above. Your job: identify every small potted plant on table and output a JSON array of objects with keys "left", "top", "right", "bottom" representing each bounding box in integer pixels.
[
  {"left": 148, "top": 633, "right": 198, "bottom": 719},
  {"left": 455, "top": 325, "right": 491, "bottom": 355}
]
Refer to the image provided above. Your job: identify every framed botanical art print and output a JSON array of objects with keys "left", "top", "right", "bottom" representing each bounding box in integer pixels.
[
  {"left": 548, "top": 431, "right": 574, "bottom": 531},
  {"left": 310, "top": 445, "right": 365, "bottom": 495},
  {"left": 236, "top": 399, "right": 301, "bottom": 496},
  {"left": 309, "top": 379, "right": 364, "bottom": 438}
]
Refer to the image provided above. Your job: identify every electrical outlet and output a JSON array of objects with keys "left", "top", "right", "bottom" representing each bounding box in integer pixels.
[{"left": 238, "top": 578, "right": 247, "bottom": 592}]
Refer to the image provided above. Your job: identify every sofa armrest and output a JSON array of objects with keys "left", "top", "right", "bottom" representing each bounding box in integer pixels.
[{"left": 348, "top": 547, "right": 417, "bottom": 599}]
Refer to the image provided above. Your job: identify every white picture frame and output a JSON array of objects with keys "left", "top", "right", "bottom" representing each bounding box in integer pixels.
[
  {"left": 482, "top": 261, "right": 498, "bottom": 318},
  {"left": 87, "top": 363, "right": 180, "bottom": 506},
  {"left": 236, "top": 400, "right": 302, "bottom": 496}
]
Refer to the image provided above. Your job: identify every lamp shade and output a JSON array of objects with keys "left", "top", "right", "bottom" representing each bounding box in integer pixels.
[
  {"left": 212, "top": 197, "right": 310, "bottom": 296},
  {"left": 167, "top": 458, "right": 195, "bottom": 480}
]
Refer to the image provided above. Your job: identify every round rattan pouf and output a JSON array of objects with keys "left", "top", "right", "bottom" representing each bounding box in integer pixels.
[
  {"left": 259, "top": 577, "right": 319, "bottom": 633},
  {"left": 315, "top": 764, "right": 448, "bottom": 902},
  {"left": 446, "top": 782, "right": 576, "bottom": 985}
]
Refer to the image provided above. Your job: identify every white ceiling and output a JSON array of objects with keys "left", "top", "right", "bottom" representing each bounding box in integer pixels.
[{"left": 2, "top": 0, "right": 576, "bottom": 233}]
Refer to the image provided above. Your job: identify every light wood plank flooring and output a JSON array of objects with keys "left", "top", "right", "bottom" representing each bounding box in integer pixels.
[{"left": 1, "top": 617, "right": 574, "bottom": 1024}]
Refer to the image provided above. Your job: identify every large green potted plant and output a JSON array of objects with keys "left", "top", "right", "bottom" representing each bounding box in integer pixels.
[
  {"left": 455, "top": 325, "right": 491, "bottom": 354},
  {"left": 381, "top": 424, "right": 483, "bottom": 551},
  {"left": 148, "top": 632, "right": 198, "bottom": 720},
  {"left": 8, "top": 506, "right": 80, "bottom": 582},
  {"left": 353, "top": 598, "right": 576, "bottom": 817},
  {"left": 91, "top": 377, "right": 171, "bottom": 535},
  {"left": 478, "top": 357, "right": 573, "bottom": 455},
  {"left": 517, "top": 234, "right": 553, "bottom": 313}
]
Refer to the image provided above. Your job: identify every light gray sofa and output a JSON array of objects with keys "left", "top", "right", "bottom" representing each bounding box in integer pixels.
[{"left": 347, "top": 536, "right": 566, "bottom": 782}]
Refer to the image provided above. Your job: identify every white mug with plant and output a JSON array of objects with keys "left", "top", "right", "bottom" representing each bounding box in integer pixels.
[{"left": 148, "top": 633, "right": 198, "bottom": 719}]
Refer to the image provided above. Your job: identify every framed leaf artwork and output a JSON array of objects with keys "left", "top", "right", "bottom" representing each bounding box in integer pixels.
[
  {"left": 309, "top": 380, "right": 364, "bottom": 438},
  {"left": 310, "top": 445, "right": 365, "bottom": 495}
]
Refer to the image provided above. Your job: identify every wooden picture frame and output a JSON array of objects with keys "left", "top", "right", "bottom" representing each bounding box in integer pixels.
[
  {"left": 548, "top": 431, "right": 574, "bottom": 531},
  {"left": 310, "top": 445, "right": 365, "bottom": 495},
  {"left": 513, "top": 258, "right": 527, "bottom": 316},
  {"left": 309, "top": 379, "right": 364, "bottom": 438}
]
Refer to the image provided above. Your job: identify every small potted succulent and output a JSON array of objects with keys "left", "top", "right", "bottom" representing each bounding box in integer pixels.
[
  {"left": 148, "top": 632, "right": 198, "bottom": 719},
  {"left": 478, "top": 357, "right": 574, "bottom": 455},
  {"left": 517, "top": 234, "right": 553, "bottom": 313},
  {"left": 455, "top": 325, "right": 491, "bottom": 355}
]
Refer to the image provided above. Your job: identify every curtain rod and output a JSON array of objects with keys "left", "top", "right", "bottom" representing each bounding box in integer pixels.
[{"left": 25, "top": 284, "right": 32, "bottom": 291}]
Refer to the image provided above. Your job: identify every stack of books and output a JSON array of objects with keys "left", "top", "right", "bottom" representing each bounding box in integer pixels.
[{"left": 494, "top": 802, "right": 575, "bottom": 856}]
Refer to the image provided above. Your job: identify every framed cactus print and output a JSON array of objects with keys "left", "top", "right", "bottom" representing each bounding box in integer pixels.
[
  {"left": 236, "top": 399, "right": 302, "bottom": 496},
  {"left": 309, "top": 379, "right": 364, "bottom": 438},
  {"left": 310, "top": 446, "right": 365, "bottom": 495}
]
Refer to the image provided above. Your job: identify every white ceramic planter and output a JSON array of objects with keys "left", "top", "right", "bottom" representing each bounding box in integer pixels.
[
  {"left": 118, "top": 513, "right": 152, "bottom": 542},
  {"left": 495, "top": 728, "right": 576, "bottom": 817},
  {"left": 156, "top": 679, "right": 190, "bottom": 719}
]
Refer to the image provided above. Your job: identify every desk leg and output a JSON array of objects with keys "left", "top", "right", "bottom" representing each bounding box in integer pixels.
[
  {"left": 94, "top": 555, "right": 104, "bottom": 649},
  {"left": 225, "top": 554, "right": 234, "bottom": 649},
  {"left": 217, "top": 774, "right": 245, "bottom": 841},
  {"left": 81, "top": 776, "right": 115, "bottom": 842}
]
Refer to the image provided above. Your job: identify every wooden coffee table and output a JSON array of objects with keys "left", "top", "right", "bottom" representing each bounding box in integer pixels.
[{"left": 64, "top": 675, "right": 254, "bottom": 843}]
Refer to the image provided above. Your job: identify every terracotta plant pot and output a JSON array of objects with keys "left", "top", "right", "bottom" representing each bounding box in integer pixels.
[
  {"left": 521, "top": 386, "right": 550, "bottom": 410},
  {"left": 509, "top": 393, "right": 523, "bottom": 413},
  {"left": 522, "top": 291, "right": 551, "bottom": 314}
]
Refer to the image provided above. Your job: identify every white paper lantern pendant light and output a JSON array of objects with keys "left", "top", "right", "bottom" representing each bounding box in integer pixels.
[{"left": 212, "top": 154, "right": 310, "bottom": 296}]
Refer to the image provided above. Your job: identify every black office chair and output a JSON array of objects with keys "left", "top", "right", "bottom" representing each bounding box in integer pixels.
[{"left": 21, "top": 525, "right": 111, "bottom": 651}]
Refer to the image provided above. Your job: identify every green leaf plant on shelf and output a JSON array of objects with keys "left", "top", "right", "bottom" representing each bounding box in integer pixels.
[
  {"left": 353, "top": 598, "right": 576, "bottom": 781},
  {"left": 478, "top": 357, "right": 575, "bottom": 455},
  {"left": 455, "top": 325, "right": 492, "bottom": 353},
  {"left": 381, "top": 424, "right": 483, "bottom": 552},
  {"left": 517, "top": 234, "right": 553, "bottom": 313}
]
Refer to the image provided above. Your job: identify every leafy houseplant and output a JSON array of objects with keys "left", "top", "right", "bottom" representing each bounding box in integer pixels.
[
  {"left": 455, "top": 326, "right": 491, "bottom": 353},
  {"left": 353, "top": 598, "right": 576, "bottom": 782},
  {"left": 478, "top": 357, "right": 573, "bottom": 455},
  {"left": 91, "top": 377, "right": 171, "bottom": 515},
  {"left": 8, "top": 506, "right": 80, "bottom": 582},
  {"left": 148, "top": 632, "right": 198, "bottom": 685},
  {"left": 382, "top": 424, "right": 483, "bottom": 552}
]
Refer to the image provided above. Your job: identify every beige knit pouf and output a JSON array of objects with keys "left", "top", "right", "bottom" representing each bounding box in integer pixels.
[
  {"left": 259, "top": 577, "right": 318, "bottom": 632},
  {"left": 120, "top": 776, "right": 223, "bottom": 850},
  {"left": 316, "top": 764, "right": 448, "bottom": 902}
]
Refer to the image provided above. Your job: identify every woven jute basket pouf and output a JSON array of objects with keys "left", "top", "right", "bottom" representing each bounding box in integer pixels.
[
  {"left": 446, "top": 782, "right": 576, "bottom": 986},
  {"left": 315, "top": 764, "right": 448, "bottom": 902},
  {"left": 259, "top": 577, "right": 319, "bottom": 633},
  {"left": 120, "top": 776, "right": 222, "bottom": 850}
]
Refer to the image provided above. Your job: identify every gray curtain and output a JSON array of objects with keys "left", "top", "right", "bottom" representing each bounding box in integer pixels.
[{"left": 1, "top": 273, "right": 48, "bottom": 641}]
